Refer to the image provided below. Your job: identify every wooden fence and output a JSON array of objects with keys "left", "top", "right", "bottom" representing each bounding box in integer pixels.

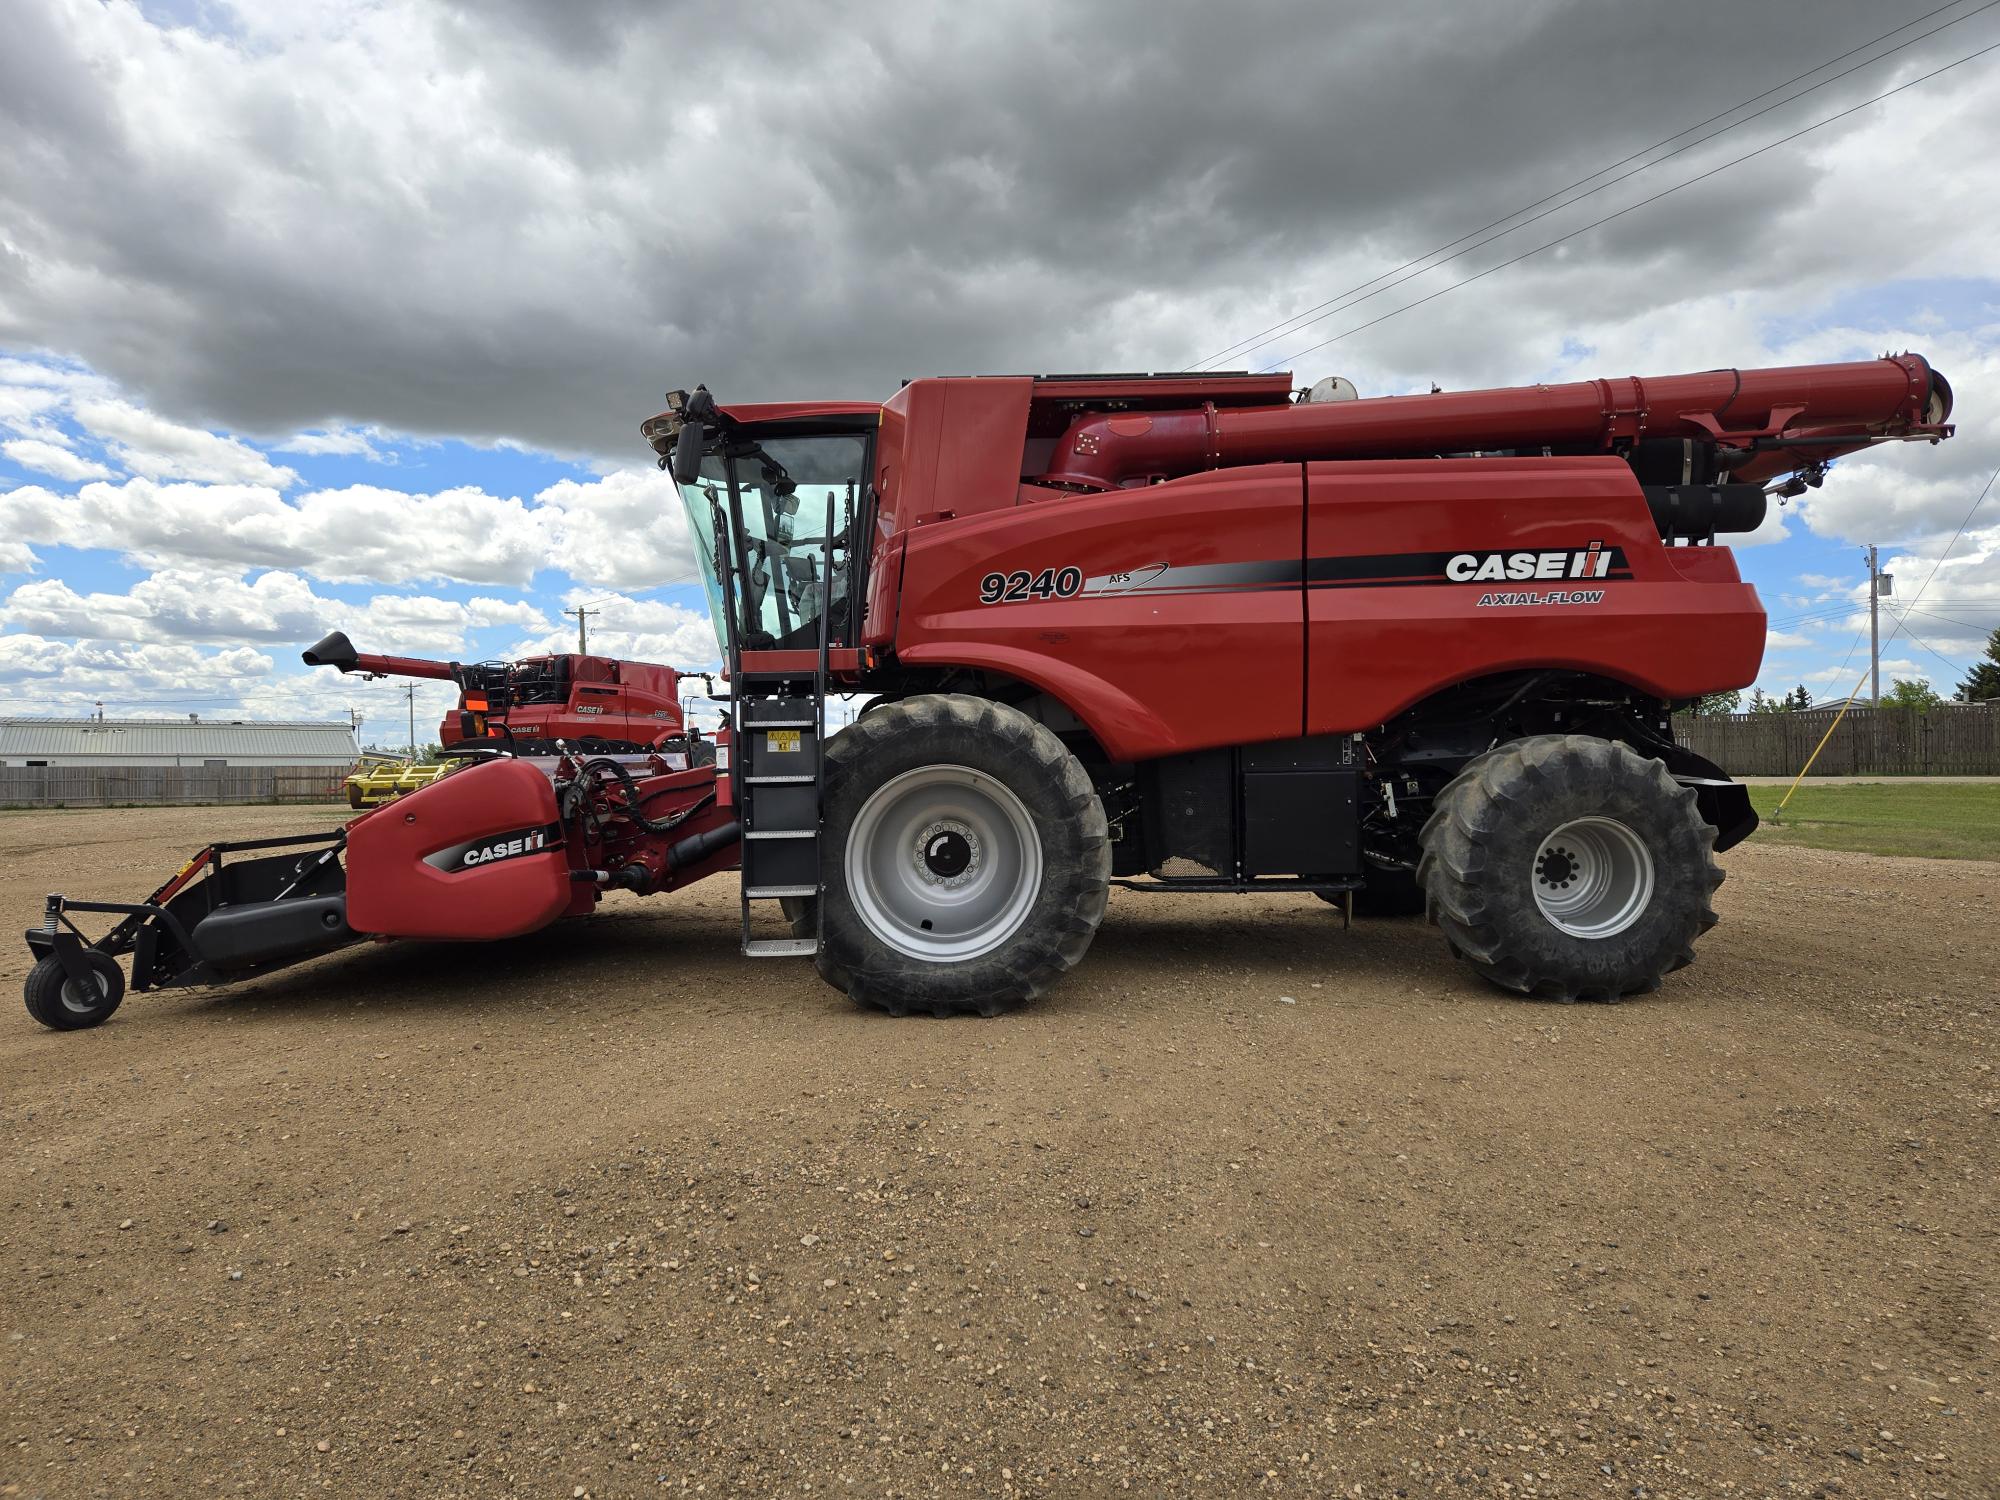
[
  {"left": 1672, "top": 706, "right": 2000, "bottom": 777},
  {"left": 0, "top": 765, "right": 350, "bottom": 808}
]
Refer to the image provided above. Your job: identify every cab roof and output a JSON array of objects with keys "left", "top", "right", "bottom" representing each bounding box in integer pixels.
[{"left": 716, "top": 401, "right": 881, "bottom": 427}]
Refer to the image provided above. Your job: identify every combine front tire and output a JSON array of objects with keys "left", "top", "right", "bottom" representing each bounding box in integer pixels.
[
  {"left": 24, "top": 951, "right": 126, "bottom": 1031},
  {"left": 811, "top": 695, "right": 1109, "bottom": 1017},
  {"left": 1416, "top": 735, "right": 1721, "bottom": 1002}
]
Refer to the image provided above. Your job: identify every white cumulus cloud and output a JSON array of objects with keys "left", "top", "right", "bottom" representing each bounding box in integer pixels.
[
  {"left": 537, "top": 468, "right": 700, "bottom": 591},
  {"left": 0, "top": 568, "right": 551, "bottom": 661},
  {"left": 511, "top": 591, "right": 720, "bottom": 670},
  {"left": 71, "top": 397, "right": 299, "bottom": 488},
  {"left": 2, "top": 437, "right": 114, "bottom": 482},
  {"left": 0, "top": 476, "right": 557, "bottom": 587}
]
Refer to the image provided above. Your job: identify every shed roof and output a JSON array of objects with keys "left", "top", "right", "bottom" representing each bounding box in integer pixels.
[{"left": 0, "top": 718, "right": 360, "bottom": 759}]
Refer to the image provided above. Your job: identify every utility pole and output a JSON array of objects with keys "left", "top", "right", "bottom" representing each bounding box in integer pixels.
[
  {"left": 405, "top": 683, "right": 417, "bottom": 759},
  {"left": 1866, "top": 544, "right": 1881, "bottom": 704},
  {"left": 567, "top": 605, "right": 600, "bottom": 654}
]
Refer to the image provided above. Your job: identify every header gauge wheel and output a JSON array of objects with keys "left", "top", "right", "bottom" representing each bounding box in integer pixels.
[{"left": 24, "top": 951, "right": 127, "bottom": 1031}]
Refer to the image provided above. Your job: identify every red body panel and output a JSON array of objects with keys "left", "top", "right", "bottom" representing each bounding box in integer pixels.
[
  {"left": 874, "top": 379, "right": 1033, "bottom": 528},
  {"left": 892, "top": 455, "right": 1766, "bottom": 760},
  {"left": 895, "top": 464, "right": 1307, "bottom": 760},
  {"left": 1303, "top": 459, "right": 1763, "bottom": 732},
  {"left": 346, "top": 759, "right": 570, "bottom": 940}
]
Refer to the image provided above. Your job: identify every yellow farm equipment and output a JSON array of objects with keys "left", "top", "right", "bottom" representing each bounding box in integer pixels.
[{"left": 344, "top": 760, "right": 450, "bottom": 810}]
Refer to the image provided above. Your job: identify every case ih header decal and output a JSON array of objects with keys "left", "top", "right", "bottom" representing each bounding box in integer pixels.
[{"left": 423, "top": 822, "right": 565, "bottom": 873}]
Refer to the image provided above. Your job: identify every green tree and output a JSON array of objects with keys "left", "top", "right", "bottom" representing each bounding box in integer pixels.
[
  {"left": 1956, "top": 627, "right": 2000, "bottom": 703},
  {"left": 1694, "top": 688, "right": 1742, "bottom": 716},
  {"left": 1881, "top": 677, "right": 1942, "bottom": 713},
  {"left": 1748, "top": 687, "right": 1792, "bottom": 714},
  {"left": 1789, "top": 684, "right": 1813, "bottom": 710}
]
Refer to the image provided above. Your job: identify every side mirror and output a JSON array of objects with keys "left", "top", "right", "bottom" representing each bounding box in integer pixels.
[
  {"left": 671, "top": 421, "right": 705, "bottom": 486},
  {"left": 669, "top": 383, "right": 719, "bottom": 485}
]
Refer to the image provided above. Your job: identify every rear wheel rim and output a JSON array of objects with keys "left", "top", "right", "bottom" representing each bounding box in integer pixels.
[
  {"left": 846, "top": 764, "right": 1042, "bottom": 962},
  {"left": 1532, "top": 816, "right": 1655, "bottom": 939},
  {"left": 60, "top": 969, "right": 110, "bottom": 1017}
]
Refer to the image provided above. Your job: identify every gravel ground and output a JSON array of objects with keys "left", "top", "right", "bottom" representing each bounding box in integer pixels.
[{"left": 1, "top": 804, "right": 1994, "bottom": 1498}]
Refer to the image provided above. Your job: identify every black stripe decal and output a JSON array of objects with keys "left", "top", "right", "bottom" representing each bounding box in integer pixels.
[{"left": 1073, "top": 547, "right": 1631, "bottom": 600}]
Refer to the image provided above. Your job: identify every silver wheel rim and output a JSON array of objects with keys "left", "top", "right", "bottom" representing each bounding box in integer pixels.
[
  {"left": 60, "top": 969, "right": 110, "bottom": 1017},
  {"left": 1532, "top": 816, "right": 1655, "bottom": 939},
  {"left": 845, "top": 764, "right": 1042, "bottom": 962}
]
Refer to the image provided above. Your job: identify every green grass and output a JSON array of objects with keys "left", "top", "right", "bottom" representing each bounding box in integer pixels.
[{"left": 1748, "top": 782, "right": 2000, "bottom": 862}]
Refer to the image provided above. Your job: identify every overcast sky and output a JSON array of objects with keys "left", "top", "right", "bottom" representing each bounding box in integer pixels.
[{"left": 2, "top": 0, "right": 1998, "bottom": 744}]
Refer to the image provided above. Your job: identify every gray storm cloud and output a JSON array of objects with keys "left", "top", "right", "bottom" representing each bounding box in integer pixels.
[{"left": 1, "top": 0, "right": 1995, "bottom": 466}]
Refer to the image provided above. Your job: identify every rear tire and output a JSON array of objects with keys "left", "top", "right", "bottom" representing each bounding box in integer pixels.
[
  {"left": 1416, "top": 734, "right": 1721, "bottom": 1002},
  {"left": 808, "top": 694, "right": 1109, "bottom": 1017},
  {"left": 24, "top": 950, "right": 127, "bottom": 1031}
]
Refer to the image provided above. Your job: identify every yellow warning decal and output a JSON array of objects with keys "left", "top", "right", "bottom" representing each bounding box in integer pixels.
[{"left": 766, "top": 730, "right": 802, "bottom": 753}]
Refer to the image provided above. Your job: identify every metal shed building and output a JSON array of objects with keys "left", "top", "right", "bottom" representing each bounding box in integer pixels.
[{"left": 0, "top": 718, "right": 360, "bottom": 769}]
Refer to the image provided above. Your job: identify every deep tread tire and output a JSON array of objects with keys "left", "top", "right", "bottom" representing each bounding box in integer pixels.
[
  {"left": 24, "top": 950, "right": 126, "bottom": 1031},
  {"left": 1415, "top": 734, "right": 1722, "bottom": 1002},
  {"left": 802, "top": 694, "right": 1109, "bottom": 1017}
]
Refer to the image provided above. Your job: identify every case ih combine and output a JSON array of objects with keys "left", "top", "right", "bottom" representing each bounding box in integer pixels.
[
  {"left": 24, "top": 352, "right": 1955, "bottom": 1029},
  {"left": 297, "top": 634, "right": 714, "bottom": 761}
]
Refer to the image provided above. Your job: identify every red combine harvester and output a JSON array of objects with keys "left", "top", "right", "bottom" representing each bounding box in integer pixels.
[
  {"left": 24, "top": 354, "right": 1954, "bottom": 1029},
  {"left": 297, "top": 633, "right": 714, "bottom": 761}
]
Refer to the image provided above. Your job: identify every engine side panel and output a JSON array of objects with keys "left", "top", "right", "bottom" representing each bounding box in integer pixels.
[
  {"left": 893, "top": 464, "right": 1307, "bottom": 762},
  {"left": 1304, "top": 458, "right": 1766, "bottom": 733},
  {"left": 345, "top": 758, "right": 571, "bottom": 941}
]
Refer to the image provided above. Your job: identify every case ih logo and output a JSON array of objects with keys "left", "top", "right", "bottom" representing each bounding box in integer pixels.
[
  {"left": 423, "top": 822, "right": 564, "bottom": 873},
  {"left": 1444, "top": 542, "right": 1624, "bottom": 584}
]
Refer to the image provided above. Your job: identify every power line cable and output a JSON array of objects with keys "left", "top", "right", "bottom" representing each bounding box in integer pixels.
[
  {"left": 1767, "top": 602, "right": 1868, "bottom": 629},
  {"left": 1898, "top": 607, "right": 2000, "bottom": 630},
  {"left": 1874, "top": 461, "right": 2000, "bottom": 656},
  {"left": 1776, "top": 458, "right": 1999, "bottom": 803},
  {"left": 1197, "top": 0, "right": 1997, "bottom": 369},
  {"left": 1884, "top": 622, "right": 1973, "bottom": 675},
  {"left": 1254, "top": 37, "right": 2000, "bottom": 373}
]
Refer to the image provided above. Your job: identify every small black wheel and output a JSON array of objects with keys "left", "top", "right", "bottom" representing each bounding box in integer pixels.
[
  {"left": 1415, "top": 734, "right": 1722, "bottom": 1002},
  {"left": 802, "top": 694, "right": 1110, "bottom": 1017},
  {"left": 24, "top": 950, "right": 127, "bottom": 1031},
  {"left": 1318, "top": 865, "right": 1428, "bottom": 918}
]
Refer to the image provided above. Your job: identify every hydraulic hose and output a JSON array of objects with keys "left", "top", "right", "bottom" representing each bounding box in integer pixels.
[{"left": 576, "top": 757, "right": 714, "bottom": 835}]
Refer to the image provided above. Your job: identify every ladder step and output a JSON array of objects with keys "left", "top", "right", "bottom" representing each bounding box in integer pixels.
[
  {"left": 744, "top": 884, "right": 818, "bottom": 899},
  {"left": 745, "top": 774, "right": 816, "bottom": 784},
  {"left": 744, "top": 937, "right": 818, "bottom": 958},
  {"left": 745, "top": 828, "right": 815, "bottom": 841},
  {"left": 744, "top": 719, "right": 815, "bottom": 728}
]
